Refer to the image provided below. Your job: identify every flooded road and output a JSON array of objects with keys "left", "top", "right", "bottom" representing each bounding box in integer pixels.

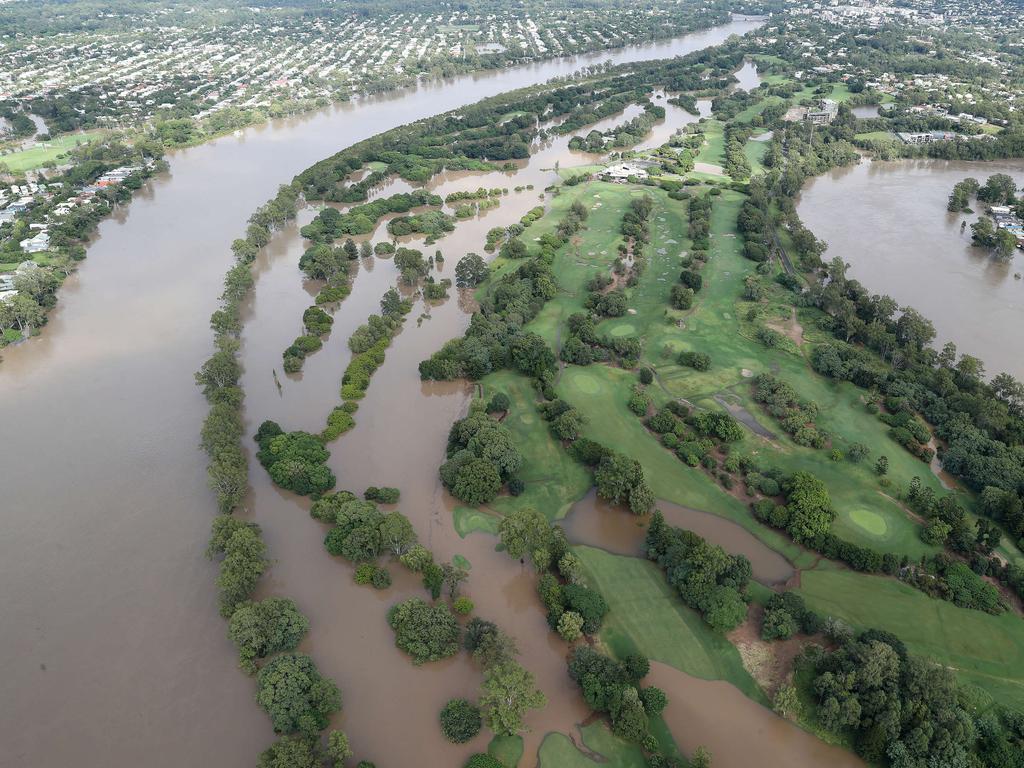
[
  {"left": 0, "top": 17, "right": 767, "bottom": 768},
  {"left": 798, "top": 159, "right": 1024, "bottom": 380}
]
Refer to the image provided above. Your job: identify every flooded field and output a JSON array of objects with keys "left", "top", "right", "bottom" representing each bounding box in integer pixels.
[{"left": 798, "top": 158, "right": 1024, "bottom": 379}]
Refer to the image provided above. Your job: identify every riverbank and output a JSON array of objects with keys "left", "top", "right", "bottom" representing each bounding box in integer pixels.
[
  {"left": 798, "top": 158, "right": 1024, "bottom": 380},
  {"left": 0, "top": 18, "right": 767, "bottom": 768}
]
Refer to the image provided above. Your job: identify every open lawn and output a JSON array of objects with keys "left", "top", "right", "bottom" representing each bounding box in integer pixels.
[
  {"left": 483, "top": 370, "right": 591, "bottom": 523},
  {"left": 743, "top": 138, "right": 769, "bottom": 174},
  {"left": 577, "top": 546, "right": 764, "bottom": 701},
  {"left": 798, "top": 567, "right": 1024, "bottom": 709},
  {"left": 1, "top": 131, "right": 104, "bottom": 173},
  {"left": 697, "top": 120, "right": 725, "bottom": 168},
  {"left": 538, "top": 722, "right": 648, "bottom": 768}
]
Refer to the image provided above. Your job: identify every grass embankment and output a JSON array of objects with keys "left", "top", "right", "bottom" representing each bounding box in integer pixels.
[
  {"left": 1, "top": 131, "right": 104, "bottom": 172},
  {"left": 798, "top": 567, "right": 1024, "bottom": 709},
  {"left": 578, "top": 545, "right": 763, "bottom": 701}
]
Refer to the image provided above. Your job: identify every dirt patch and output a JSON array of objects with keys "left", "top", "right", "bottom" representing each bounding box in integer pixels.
[
  {"left": 766, "top": 308, "right": 804, "bottom": 347},
  {"left": 728, "top": 606, "right": 816, "bottom": 698}
]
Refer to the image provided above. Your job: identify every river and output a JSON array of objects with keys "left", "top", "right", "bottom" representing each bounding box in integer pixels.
[
  {"left": 798, "top": 158, "right": 1024, "bottom": 380},
  {"left": 0, "top": 17, "right": 778, "bottom": 768}
]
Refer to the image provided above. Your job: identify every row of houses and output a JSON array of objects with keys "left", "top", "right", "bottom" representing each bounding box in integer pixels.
[{"left": 896, "top": 130, "right": 994, "bottom": 145}]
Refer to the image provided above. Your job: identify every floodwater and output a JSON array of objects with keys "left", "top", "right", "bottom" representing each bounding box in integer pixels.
[
  {"left": 649, "top": 661, "right": 865, "bottom": 768},
  {"left": 562, "top": 489, "right": 794, "bottom": 585},
  {"left": 851, "top": 105, "right": 880, "bottom": 119},
  {"left": 0, "top": 16, "right": 774, "bottom": 768},
  {"left": 733, "top": 60, "right": 762, "bottom": 92},
  {"left": 798, "top": 159, "right": 1024, "bottom": 380}
]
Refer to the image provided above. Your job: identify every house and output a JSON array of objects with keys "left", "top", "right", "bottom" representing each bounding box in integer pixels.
[
  {"left": 807, "top": 99, "right": 838, "bottom": 125},
  {"left": 22, "top": 231, "right": 50, "bottom": 253},
  {"left": 896, "top": 130, "right": 957, "bottom": 145},
  {"left": 599, "top": 162, "right": 648, "bottom": 182}
]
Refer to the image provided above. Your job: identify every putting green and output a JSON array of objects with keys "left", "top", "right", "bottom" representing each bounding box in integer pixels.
[
  {"left": 572, "top": 374, "right": 602, "bottom": 395},
  {"left": 609, "top": 323, "right": 636, "bottom": 337},
  {"left": 848, "top": 508, "right": 888, "bottom": 537}
]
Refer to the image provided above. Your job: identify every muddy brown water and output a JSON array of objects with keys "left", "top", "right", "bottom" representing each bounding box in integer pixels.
[
  {"left": 797, "top": 158, "right": 1024, "bottom": 380},
  {"left": 562, "top": 489, "right": 794, "bottom": 585},
  {"left": 649, "top": 661, "right": 865, "bottom": 767},
  {"left": 0, "top": 16, "right": 862, "bottom": 768}
]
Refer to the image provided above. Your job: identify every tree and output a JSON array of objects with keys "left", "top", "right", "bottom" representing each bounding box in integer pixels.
[
  {"left": 326, "top": 731, "right": 352, "bottom": 767},
  {"left": 479, "top": 662, "right": 547, "bottom": 736},
  {"left": 701, "top": 585, "right": 747, "bottom": 632},
  {"left": 257, "top": 736, "right": 322, "bottom": 768},
  {"left": 379, "top": 511, "right": 417, "bottom": 555},
  {"left": 215, "top": 525, "right": 268, "bottom": 617},
  {"left": 691, "top": 746, "right": 712, "bottom": 768},
  {"left": 971, "top": 216, "right": 997, "bottom": 247},
  {"left": 452, "top": 458, "right": 502, "bottom": 505},
  {"left": 995, "top": 229, "right": 1018, "bottom": 260},
  {"left": 772, "top": 684, "right": 801, "bottom": 719},
  {"left": 387, "top": 598, "right": 460, "bottom": 664},
  {"left": 228, "top": 598, "right": 310, "bottom": 672},
  {"left": 498, "top": 507, "right": 556, "bottom": 570},
  {"left": 440, "top": 698, "right": 482, "bottom": 743},
  {"left": 875, "top": 455, "right": 889, "bottom": 476},
  {"left": 455, "top": 253, "right": 489, "bottom": 287},
  {"left": 380, "top": 288, "right": 405, "bottom": 318},
  {"left": 594, "top": 453, "right": 645, "bottom": 506},
  {"left": 611, "top": 685, "right": 649, "bottom": 742},
  {"left": 639, "top": 686, "right": 667, "bottom": 716},
  {"left": 465, "top": 618, "right": 519, "bottom": 669},
  {"left": 557, "top": 611, "right": 584, "bottom": 642},
  {"left": 783, "top": 471, "right": 835, "bottom": 543},
  {"left": 562, "top": 584, "right": 609, "bottom": 634},
  {"left": 6, "top": 293, "right": 44, "bottom": 332},
  {"left": 255, "top": 653, "right": 341, "bottom": 736}
]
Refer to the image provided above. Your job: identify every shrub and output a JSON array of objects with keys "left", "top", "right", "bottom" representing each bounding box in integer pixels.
[
  {"left": 557, "top": 610, "right": 584, "bottom": 642},
  {"left": 562, "top": 584, "right": 609, "bottom": 634},
  {"left": 255, "top": 653, "right": 341, "bottom": 736},
  {"left": 440, "top": 698, "right": 482, "bottom": 744},
  {"left": 387, "top": 598, "right": 460, "bottom": 664},
  {"left": 678, "top": 350, "right": 711, "bottom": 371},
  {"left": 364, "top": 486, "right": 400, "bottom": 504},
  {"left": 453, "top": 596, "right": 474, "bottom": 615}
]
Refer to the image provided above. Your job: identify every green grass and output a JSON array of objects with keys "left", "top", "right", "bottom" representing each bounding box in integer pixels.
[
  {"left": 577, "top": 546, "right": 765, "bottom": 702},
  {"left": 482, "top": 370, "right": 591, "bottom": 525},
  {"left": 538, "top": 722, "right": 648, "bottom": 768},
  {"left": 743, "top": 138, "right": 769, "bottom": 174},
  {"left": 462, "top": 175, "right": 1022, "bottom": 714},
  {"left": 488, "top": 734, "right": 524, "bottom": 767},
  {"left": 697, "top": 120, "right": 725, "bottom": 168},
  {"left": 798, "top": 567, "right": 1024, "bottom": 710},
  {"left": 854, "top": 130, "right": 897, "bottom": 142},
  {"left": 0, "top": 131, "right": 104, "bottom": 173}
]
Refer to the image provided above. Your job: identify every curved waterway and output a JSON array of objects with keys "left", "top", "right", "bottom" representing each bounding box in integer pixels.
[
  {"left": 3, "top": 15, "right": 869, "bottom": 768},
  {"left": 797, "top": 158, "right": 1024, "bottom": 380},
  {"left": 562, "top": 489, "right": 795, "bottom": 584}
]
